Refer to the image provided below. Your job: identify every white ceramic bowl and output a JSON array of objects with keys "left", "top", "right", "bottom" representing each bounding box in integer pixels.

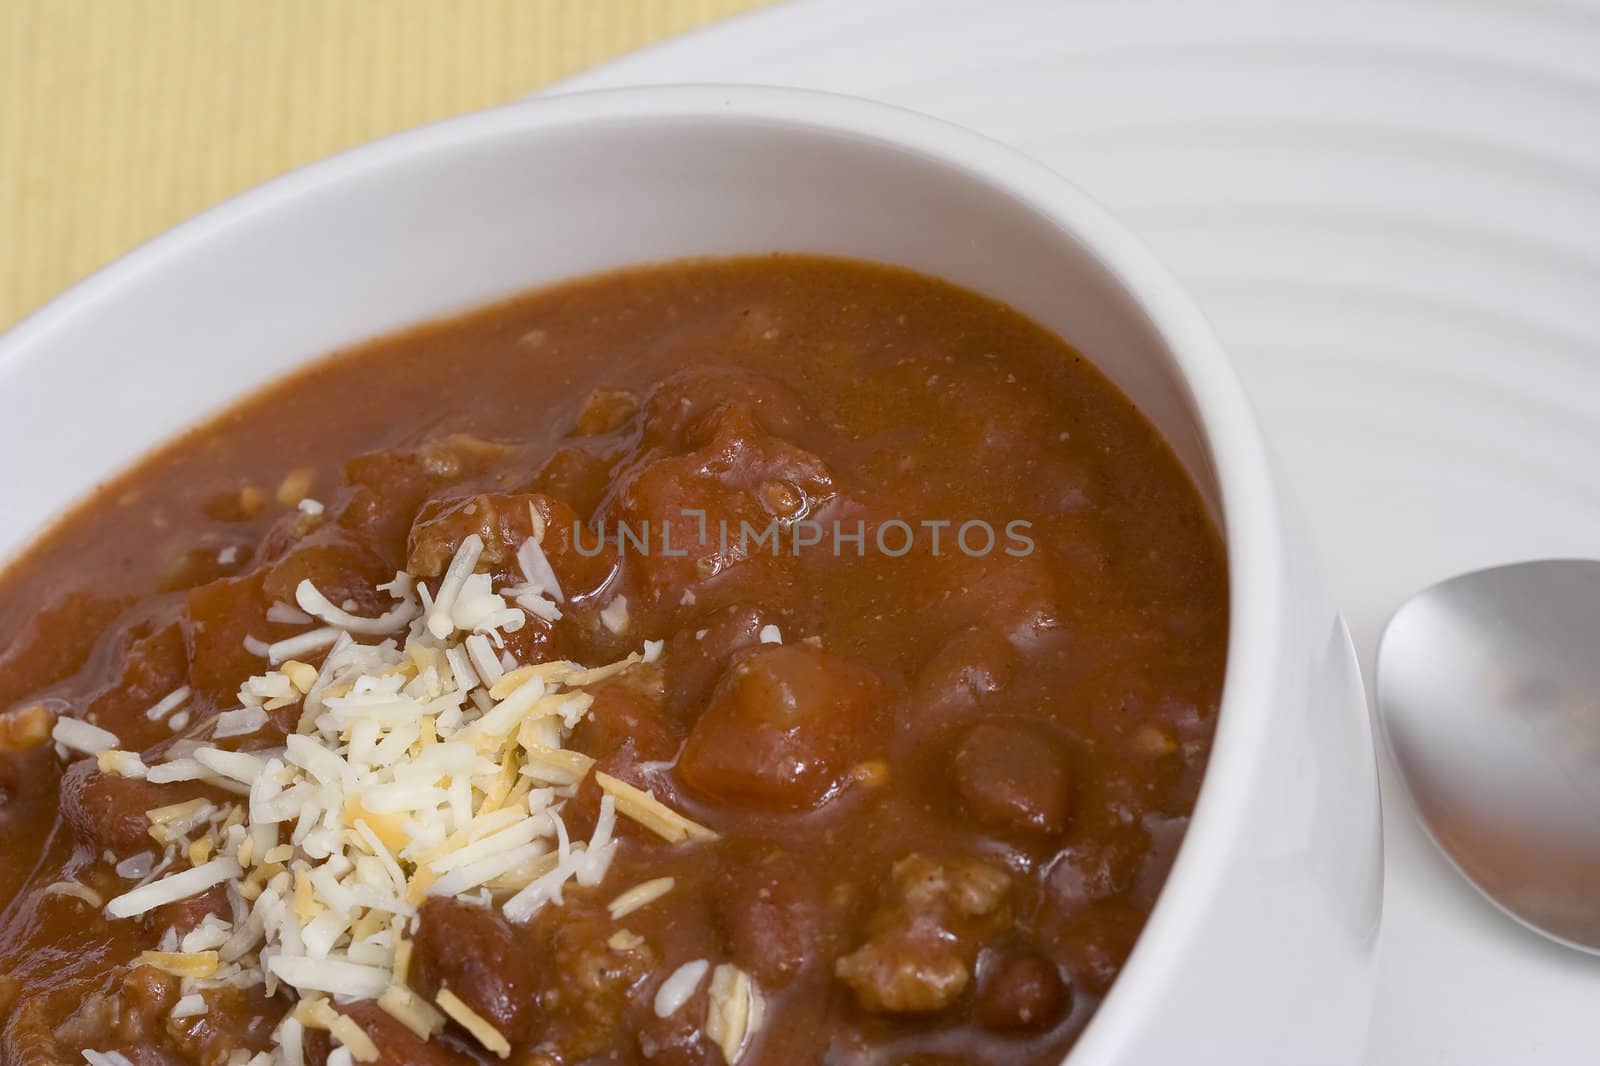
[{"left": 0, "top": 85, "right": 1381, "bottom": 1064}]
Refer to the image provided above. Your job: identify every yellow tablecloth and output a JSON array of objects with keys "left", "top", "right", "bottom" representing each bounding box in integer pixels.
[{"left": 0, "top": 0, "right": 772, "bottom": 331}]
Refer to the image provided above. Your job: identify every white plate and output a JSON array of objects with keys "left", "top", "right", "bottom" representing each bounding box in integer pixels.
[{"left": 556, "top": 2, "right": 1600, "bottom": 1063}]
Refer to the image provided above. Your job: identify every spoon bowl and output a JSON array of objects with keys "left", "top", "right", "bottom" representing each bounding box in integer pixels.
[{"left": 1377, "top": 558, "right": 1600, "bottom": 953}]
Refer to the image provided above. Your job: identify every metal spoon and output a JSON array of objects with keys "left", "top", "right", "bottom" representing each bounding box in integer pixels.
[{"left": 1377, "top": 559, "right": 1600, "bottom": 953}]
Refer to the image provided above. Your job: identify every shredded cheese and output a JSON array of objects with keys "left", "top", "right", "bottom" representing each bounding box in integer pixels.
[
  {"left": 519, "top": 743, "right": 596, "bottom": 786},
  {"left": 143, "top": 686, "right": 192, "bottom": 722},
  {"left": 278, "top": 660, "right": 318, "bottom": 693},
  {"left": 82, "top": 1052, "right": 136, "bottom": 1066},
  {"left": 87, "top": 524, "right": 690, "bottom": 1063},
  {"left": 51, "top": 717, "right": 118, "bottom": 756},
  {"left": 296, "top": 998, "right": 380, "bottom": 1063},
  {"left": 147, "top": 798, "right": 214, "bottom": 826},
  {"left": 436, "top": 986, "right": 512, "bottom": 1058},
  {"left": 98, "top": 750, "right": 149, "bottom": 778},
  {"left": 296, "top": 579, "right": 418, "bottom": 637},
  {"left": 213, "top": 706, "right": 269, "bottom": 739},
  {"left": 170, "top": 993, "right": 208, "bottom": 1020},
  {"left": 654, "top": 958, "right": 709, "bottom": 1018},
  {"left": 596, "top": 773, "right": 718, "bottom": 844},
  {"left": 138, "top": 950, "right": 220, "bottom": 979},
  {"left": 268, "top": 956, "right": 390, "bottom": 999},
  {"left": 105, "top": 858, "right": 242, "bottom": 919},
  {"left": 705, "top": 963, "right": 767, "bottom": 1064},
  {"left": 600, "top": 595, "right": 630, "bottom": 634},
  {"left": 42, "top": 880, "right": 103, "bottom": 907},
  {"left": 326, "top": 1014, "right": 379, "bottom": 1063},
  {"left": 378, "top": 984, "right": 445, "bottom": 1040},
  {"left": 427, "top": 535, "right": 485, "bottom": 638},
  {"left": 608, "top": 876, "right": 676, "bottom": 920},
  {"left": 267, "top": 601, "right": 314, "bottom": 626},
  {"left": 608, "top": 929, "right": 645, "bottom": 951}
]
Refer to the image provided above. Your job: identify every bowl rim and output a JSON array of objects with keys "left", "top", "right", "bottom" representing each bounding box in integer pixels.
[{"left": 0, "top": 84, "right": 1286, "bottom": 1060}]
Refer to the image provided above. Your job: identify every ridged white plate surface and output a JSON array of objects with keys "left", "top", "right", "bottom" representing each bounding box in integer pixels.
[{"left": 557, "top": 2, "right": 1600, "bottom": 1062}]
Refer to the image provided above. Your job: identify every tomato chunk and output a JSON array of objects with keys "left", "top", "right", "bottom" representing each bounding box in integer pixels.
[{"left": 677, "top": 645, "right": 886, "bottom": 811}]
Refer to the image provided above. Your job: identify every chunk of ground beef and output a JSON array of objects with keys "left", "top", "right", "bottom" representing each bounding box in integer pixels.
[
  {"left": 534, "top": 912, "right": 656, "bottom": 1060},
  {"left": 835, "top": 853, "right": 1011, "bottom": 1014}
]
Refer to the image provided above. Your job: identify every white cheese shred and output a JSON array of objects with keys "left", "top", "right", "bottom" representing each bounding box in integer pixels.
[
  {"left": 296, "top": 578, "right": 418, "bottom": 637},
  {"left": 105, "top": 858, "right": 243, "bottom": 919},
  {"left": 44, "top": 880, "right": 103, "bottom": 908},
  {"left": 608, "top": 876, "right": 675, "bottom": 920},
  {"left": 213, "top": 707, "right": 269, "bottom": 739},
  {"left": 82, "top": 1052, "right": 136, "bottom": 1066},
  {"left": 169, "top": 993, "right": 208, "bottom": 1020},
  {"left": 142, "top": 686, "right": 192, "bottom": 722},
  {"left": 653, "top": 959, "right": 709, "bottom": 1018},
  {"left": 599, "top": 596, "right": 630, "bottom": 634},
  {"left": 51, "top": 718, "right": 119, "bottom": 757},
  {"left": 427, "top": 535, "right": 484, "bottom": 639}
]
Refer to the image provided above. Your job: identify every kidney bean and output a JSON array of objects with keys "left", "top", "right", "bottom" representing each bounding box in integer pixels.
[
  {"left": 976, "top": 950, "right": 1071, "bottom": 1032},
  {"left": 410, "top": 897, "right": 542, "bottom": 1045},
  {"left": 905, "top": 625, "right": 1017, "bottom": 733},
  {"left": 951, "top": 719, "right": 1074, "bottom": 838},
  {"left": 712, "top": 841, "right": 823, "bottom": 987},
  {"left": 58, "top": 761, "right": 177, "bottom": 854}
]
